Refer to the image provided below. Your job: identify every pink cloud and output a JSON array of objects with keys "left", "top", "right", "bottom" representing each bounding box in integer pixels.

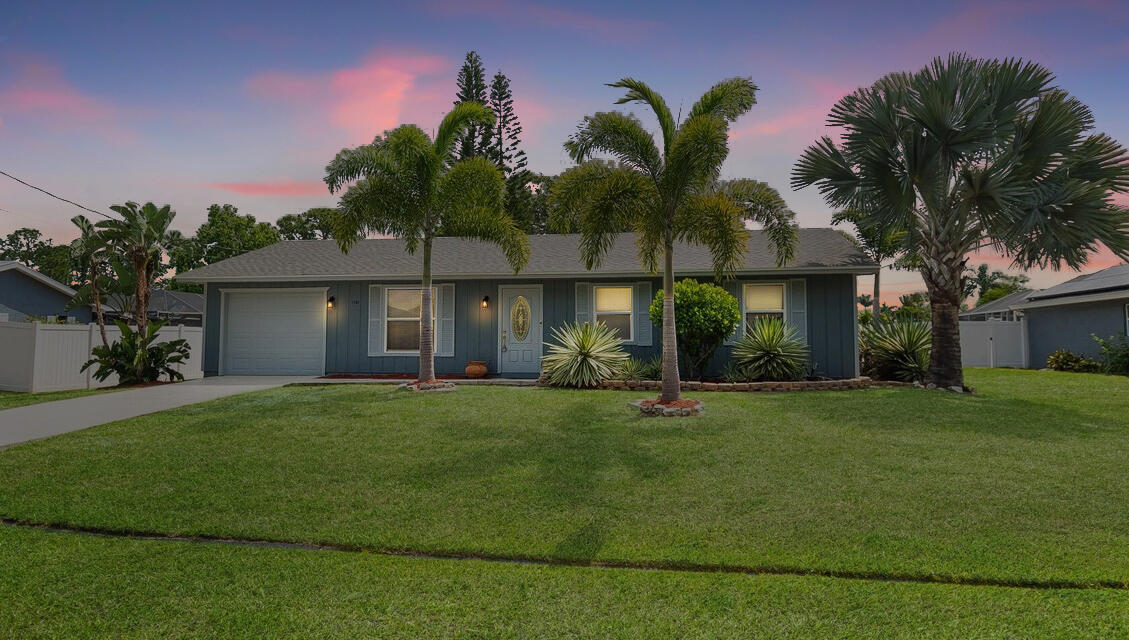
[
  {"left": 0, "top": 55, "right": 134, "bottom": 142},
  {"left": 248, "top": 53, "right": 451, "bottom": 144},
  {"left": 209, "top": 179, "right": 328, "bottom": 197},
  {"left": 425, "top": 0, "right": 658, "bottom": 37}
]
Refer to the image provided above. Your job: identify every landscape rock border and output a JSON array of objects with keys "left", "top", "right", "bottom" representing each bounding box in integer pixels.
[
  {"left": 629, "top": 398, "right": 705, "bottom": 417},
  {"left": 539, "top": 376, "right": 910, "bottom": 393},
  {"left": 398, "top": 380, "right": 457, "bottom": 392}
]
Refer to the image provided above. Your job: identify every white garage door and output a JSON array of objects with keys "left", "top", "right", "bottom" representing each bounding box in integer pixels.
[{"left": 221, "top": 289, "right": 326, "bottom": 375}]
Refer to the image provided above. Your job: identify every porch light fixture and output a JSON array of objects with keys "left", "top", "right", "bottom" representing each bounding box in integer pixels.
[
  {"left": 327, "top": 296, "right": 336, "bottom": 310},
  {"left": 481, "top": 295, "right": 490, "bottom": 309}
]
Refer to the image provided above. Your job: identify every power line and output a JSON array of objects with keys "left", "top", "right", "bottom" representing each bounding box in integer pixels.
[{"left": 0, "top": 170, "right": 112, "bottom": 219}]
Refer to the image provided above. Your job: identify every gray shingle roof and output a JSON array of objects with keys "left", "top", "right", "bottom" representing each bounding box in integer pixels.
[
  {"left": 148, "top": 290, "right": 205, "bottom": 315},
  {"left": 177, "top": 229, "right": 877, "bottom": 282},
  {"left": 1025, "top": 263, "right": 1129, "bottom": 302},
  {"left": 959, "top": 289, "right": 1034, "bottom": 318}
]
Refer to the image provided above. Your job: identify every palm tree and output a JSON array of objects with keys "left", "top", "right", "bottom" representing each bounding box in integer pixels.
[
  {"left": 324, "top": 102, "right": 530, "bottom": 383},
  {"left": 550, "top": 78, "right": 797, "bottom": 403},
  {"left": 70, "top": 215, "right": 110, "bottom": 347},
  {"left": 793, "top": 54, "right": 1129, "bottom": 389},
  {"left": 833, "top": 209, "right": 905, "bottom": 326},
  {"left": 96, "top": 202, "right": 179, "bottom": 341}
]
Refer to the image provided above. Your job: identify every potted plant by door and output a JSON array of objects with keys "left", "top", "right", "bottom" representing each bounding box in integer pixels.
[{"left": 465, "top": 360, "right": 487, "bottom": 378}]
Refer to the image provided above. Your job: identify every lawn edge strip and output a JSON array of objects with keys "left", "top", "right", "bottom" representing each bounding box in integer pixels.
[{"left": 4, "top": 517, "right": 1126, "bottom": 592}]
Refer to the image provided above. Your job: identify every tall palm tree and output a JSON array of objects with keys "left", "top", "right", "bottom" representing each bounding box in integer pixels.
[
  {"left": 550, "top": 78, "right": 797, "bottom": 403},
  {"left": 793, "top": 54, "right": 1129, "bottom": 389},
  {"left": 96, "top": 202, "right": 179, "bottom": 340},
  {"left": 70, "top": 215, "right": 110, "bottom": 347},
  {"left": 832, "top": 209, "right": 906, "bottom": 326},
  {"left": 324, "top": 102, "right": 530, "bottom": 383}
]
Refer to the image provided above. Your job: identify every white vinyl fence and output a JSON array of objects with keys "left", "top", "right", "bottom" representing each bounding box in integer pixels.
[
  {"left": 960, "top": 320, "right": 1026, "bottom": 369},
  {"left": 0, "top": 322, "right": 202, "bottom": 393}
]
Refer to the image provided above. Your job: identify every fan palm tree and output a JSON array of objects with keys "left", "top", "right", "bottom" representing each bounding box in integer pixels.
[
  {"left": 832, "top": 209, "right": 906, "bottom": 326},
  {"left": 550, "top": 78, "right": 797, "bottom": 403},
  {"left": 793, "top": 54, "right": 1129, "bottom": 389},
  {"left": 70, "top": 215, "right": 110, "bottom": 347},
  {"left": 324, "top": 102, "right": 530, "bottom": 383},
  {"left": 96, "top": 202, "right": 179, "bottom": 340}
]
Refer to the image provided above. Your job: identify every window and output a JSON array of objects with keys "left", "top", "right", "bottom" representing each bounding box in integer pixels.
[
  {"left": 385, "top": 287, "right": 436, "bottom": 352},
  {"left": 595, "top": 285, "right": 633, "bottom": 341},
  {"left": 743, "top": 283, "right": 785, "bottom": 331}
]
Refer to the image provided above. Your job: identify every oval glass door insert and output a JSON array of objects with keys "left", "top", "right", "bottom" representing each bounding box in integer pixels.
[{"left": 510, "top": 295, "right": 531, "bottom": 341}]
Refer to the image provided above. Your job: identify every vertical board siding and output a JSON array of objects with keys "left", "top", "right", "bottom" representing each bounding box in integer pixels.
[
  {"left": 202, "top": 274, "right": 859, "bottom": 378},
  {"left": 1024, "top": 298, "right": 1128, "bottom": 366}
]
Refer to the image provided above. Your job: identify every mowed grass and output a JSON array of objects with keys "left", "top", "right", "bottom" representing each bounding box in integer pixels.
[
  {"left": 0, "top": 387, "right": 116, "bottom": 410},
  {"left": 1, "top": 370, "right": 1128, "bottom": 587},
  {"left": 2, "top": 525, "right": 1127, "bottom": 639}
]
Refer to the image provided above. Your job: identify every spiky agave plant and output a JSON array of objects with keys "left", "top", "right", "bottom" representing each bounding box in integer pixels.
[
  {"left": 733, "top": 316, "right": 810, "bottom": 381},
  {"left": 860, "top": 320, "right": 931, "bottom": 382},
  {"left": 541, "top": 322, "right": 629, "bottom": 388}
]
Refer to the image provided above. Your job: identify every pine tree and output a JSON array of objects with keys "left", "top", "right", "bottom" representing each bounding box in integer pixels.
[
  {"left": 453, "top": 51, "right": 489, "bottom": 160},
  {"left": 486, "top": 71, "right": 528, "bottom": 177}
]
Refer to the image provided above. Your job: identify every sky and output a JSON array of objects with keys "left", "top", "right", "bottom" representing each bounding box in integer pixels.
[{"left": 1, "top": 0, "right": 1128, "bottom": 302}]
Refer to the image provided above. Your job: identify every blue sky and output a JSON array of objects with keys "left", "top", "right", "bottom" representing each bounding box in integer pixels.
[{"left": 2, "top": 0, "right": 1127, "bottom": 299}]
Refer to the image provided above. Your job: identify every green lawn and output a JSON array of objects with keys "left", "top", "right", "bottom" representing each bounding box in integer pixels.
[
  {"left": 2, "top": 525, "right": 1126, "bottom": 639},
  {"left": 0, "top": 387, "right": 117, "bottom": 410},
  {"left": 2, "top": 368, "right": 1129, "bottom": 636}
]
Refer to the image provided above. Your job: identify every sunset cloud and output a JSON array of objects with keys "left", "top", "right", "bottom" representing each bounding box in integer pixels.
[
  {"left": 209, "top": 179, "right": 328, "bottom": 197},
  {"left": 0, "top": 55, "right": 134, "bottom": 142}
]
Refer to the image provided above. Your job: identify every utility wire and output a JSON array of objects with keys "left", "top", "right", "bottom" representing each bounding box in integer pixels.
[{"left": 0, "top": 170, "right": 111, "bottom": 219}]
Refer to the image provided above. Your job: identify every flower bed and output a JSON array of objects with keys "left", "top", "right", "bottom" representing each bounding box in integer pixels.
[{"left": 539, "top": 376, "right": 909, "bottom": 392}]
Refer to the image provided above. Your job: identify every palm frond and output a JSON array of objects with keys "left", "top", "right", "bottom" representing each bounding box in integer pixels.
[
  {"left": 548, "top": 162, "right": 656, "bottom": 269},
  {"left": 661, "top": 114, "right": 728, "bottom": 203},
  {"left": 719, "top": 179, "right": 798, "bottom": 266},
  {"left": 608, "top": 77, "right": 676, "bottom": 152},
  {"left": 433, "top": 101, "right": 494, "bottom": 162},
  {"left": 437, "top": 157, "right": 530, "bottom": 273},
  {"left": 687, "top": 77, "right": 758, "bottom": 122},
  {"left": 674, "top": 191, "right": 748, "bottom": 279},
  {"left": 563, "top": 111, "right": 662, "bottom": 176}
]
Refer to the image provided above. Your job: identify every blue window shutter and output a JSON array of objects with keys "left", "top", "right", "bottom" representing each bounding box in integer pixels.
[
  {"left": 633, "top": 281, "right": 652, "bottom": 346},
  {"left": 724, "top": 280, "right": 742, "bottom": 345},
  {"left": 575, "top": 282, "right": 592, "bottom": 325},
  {"left": 788, "top": 278, "right": 808, "bottom": 344},
  {"left": 367, "top": 285, "right": 384, "bottom": 356},
  {"left": 436, "top": 283, "right": 455, "bottom": 357}
]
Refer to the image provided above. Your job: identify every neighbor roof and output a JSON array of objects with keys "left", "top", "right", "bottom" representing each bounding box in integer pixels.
[
  {"left": 0, "top": 260, "right": 76, "bottom": 296},
  {"left": 958, "top": 289, "right": 1034, "bottom": 318},
  {"left": 177, "top": 230, "right": 877, "bottom": 282},
  {"left": 147, "top": 289, "right": 204, "bottom": 315},
  {"left": 1024, "top": 263, "right": 1129, "bottom": 302}
]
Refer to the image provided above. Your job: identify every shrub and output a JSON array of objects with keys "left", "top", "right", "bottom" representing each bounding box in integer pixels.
[
  {"left": 732, "top": 316, "right": 810, "bottom": 381},
  {"left": 860, "top": 320, "right": 930, "bottom": 382},
  {"left": 616, "top": 357, "right": 646, "bottom": 381},
  {"left": 82, "top": 320, "right": 191, "bottom": 385},
  {"left": 540, "top": 322, "right": 628, "bottom": 388},
  {"left": 639, "top": 355, "right": 663, "bottom": 381},
  {"left": 1091, "top": 335, "right": 1129, "bottom": 376},
  {"left": 1045, "top": 348, "right": 1102, "bottom": 373},
  {"left": 649, "top": 279, "right": 741, "bottom": 381}
]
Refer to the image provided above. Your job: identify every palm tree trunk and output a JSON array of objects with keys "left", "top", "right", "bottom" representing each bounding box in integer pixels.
[
  {"left": 90, "top": 267, "right": 108, "bottom": 347},
  {"left": 871, "top": 268, "right": 881, "bottom": 327},
  {"left": 659, "top": 242, "right": 681, "bottom": 403},
  {"left": 922, "top": 256, "right": 964, "bottom": 389},
  {"left": 418, "top": 237, "right": 436, "bottom": 383}
]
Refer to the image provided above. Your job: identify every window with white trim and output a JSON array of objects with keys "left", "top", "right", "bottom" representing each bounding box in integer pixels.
[
  {"left": 385, "top": 287, "right": 437, "bottom": 353},
  {"left": 594, "top": 285, "right": 633, "bottom": 341},
  {"left": 743, "top": 283, "right": 785, "bottom": 332}
]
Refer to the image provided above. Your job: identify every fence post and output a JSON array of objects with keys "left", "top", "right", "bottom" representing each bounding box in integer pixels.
[
  {"left": 30, "top": 322, "right": 41, "bottom": 393},
  {"left": 87, "top": 323, "right": 97, "bottom": 389}
]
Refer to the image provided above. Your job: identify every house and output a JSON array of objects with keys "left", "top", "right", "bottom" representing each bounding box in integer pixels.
[
  {"left": 177, "top": 230, "right": 877, "bottom": 379},
  {"left": 105, "top": 289, "right": 205, "bottom": 327},
  {"left": 0, "top": 261, "right": 91, "bottom": 323},
  {"left": 1012, "top": 263, "right": 1129, "bottom": 366},
  {"left": 959, "top": 290, "right": 1034, "bottom": 322}
]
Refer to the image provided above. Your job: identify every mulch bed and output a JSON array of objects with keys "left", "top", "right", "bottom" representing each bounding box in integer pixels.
[{"left": 319, "top": 373, "right": 483, "bottom": 380}]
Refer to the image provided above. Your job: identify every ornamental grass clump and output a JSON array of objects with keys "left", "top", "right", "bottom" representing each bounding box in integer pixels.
[
  {"left": 732, "top": 316, "right": 810, "bottom": 381},
  {"left": 860, "top": 320, "right": 931, "bottom": 382},
  {"left": 541, "top": 322, "right": 629, "bottom": 388}
]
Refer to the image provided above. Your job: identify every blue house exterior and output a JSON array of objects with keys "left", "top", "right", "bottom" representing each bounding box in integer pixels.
[
  {"left": 0, "top": 261, "right": 90, "bottom": 323},
  {"left": 180, "top": 231, "right": 875, "bottom": 380}
]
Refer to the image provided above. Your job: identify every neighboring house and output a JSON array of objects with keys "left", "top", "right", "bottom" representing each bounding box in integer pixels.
[
  {"left": 0, "top": 261, "right": 90, "bottom": 323},
  {"left": 959, "top": 290, "right": 1034, "bottom": 322},
  {"left": 178, "top": 230, "right": 877, "bottom": 379},
  {"left": 1013, "top": 263, "right": 1129, "bottom": 366},
  {"left": 106, "top": 289, "right": 204, "bottom": 327}
]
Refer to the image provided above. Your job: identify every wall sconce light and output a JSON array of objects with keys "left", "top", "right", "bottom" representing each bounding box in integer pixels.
[
  {"left": 327, "top": 296, "right": 336, "bottom": 310},
  {"left": 481, "top": 295, "right": 490, "bottom": 309}
]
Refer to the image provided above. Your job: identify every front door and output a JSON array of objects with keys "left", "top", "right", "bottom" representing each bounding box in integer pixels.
[{"left": 500, "top": 286, "right": 542, "bottom": 375}]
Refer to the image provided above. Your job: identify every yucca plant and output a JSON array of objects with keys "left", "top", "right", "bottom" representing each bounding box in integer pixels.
[
  {"left": 860, "top": 320, "right": 931, "bottom": 383},
  {"left": 541, "top": 322, "right": 629, "bottom": 388},
  {"left": 616, "top": 357, "right": 646, "bottom": 381},
  {"left": 732, "top": 316, "right": 810, "bottom": 381}
]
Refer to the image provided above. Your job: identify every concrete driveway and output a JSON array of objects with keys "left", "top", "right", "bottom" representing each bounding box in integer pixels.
[{"left": 0, "top": 376, "right": 313, "bottom": 448}]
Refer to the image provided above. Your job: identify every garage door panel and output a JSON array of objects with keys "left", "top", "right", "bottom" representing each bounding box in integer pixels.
[{"left": 222, "top": 290, "right": 326, "bottom": 375}]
